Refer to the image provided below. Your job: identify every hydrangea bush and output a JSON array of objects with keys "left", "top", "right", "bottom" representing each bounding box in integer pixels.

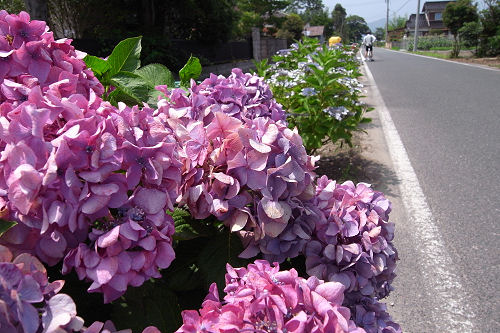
[
  {"left": 255, "top": 37, "right": 371, "bottom": 153},
  {"left": 0, "top": 11, "right": 400, "bottom": 333}
]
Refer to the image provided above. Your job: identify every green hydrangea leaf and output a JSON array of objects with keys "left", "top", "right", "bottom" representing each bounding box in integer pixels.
[
  {"left": 106, "top": 36, "right": 142, "bottom": 78},
  {"left": 111, "top": 279, "right": 181, "bottom": 333},
  {"left": 197, "top": 228, "right": 250, "bottom": 297},
  {"left": 179, "top": 56, "right": 202, "bottom": 88},
  {"left": 135, "top": 63, "right": 175, "bottom": 88},
  {"left": 164, "top": 237, "right": 206, "bottom": 292},
  {"left": 109, "top": 71, "right": 150, "bottom": 106},
  {"left": 170, "top": 208, "right": 212, "bottom": 241},
  {"left": 0, "top": 219, "right": 17, "bottom": 237},
  {"left": 83, "top": 55, "right": 110, "bottom": 76}
]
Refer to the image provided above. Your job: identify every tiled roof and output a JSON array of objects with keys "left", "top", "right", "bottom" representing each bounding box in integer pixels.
[
  {"left": 422, "top": 1, "right": 455, "bottom": 12},
  {"left": 406, "top": 14, "right": 428, "bottom": 30},
  {"left": 304, "top": 25, "right": 324, "bottom": 37}
]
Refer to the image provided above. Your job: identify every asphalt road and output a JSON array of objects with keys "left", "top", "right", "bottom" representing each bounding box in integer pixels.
[{"left": 365, "top": 48, "right": 500, "bottom": 332}]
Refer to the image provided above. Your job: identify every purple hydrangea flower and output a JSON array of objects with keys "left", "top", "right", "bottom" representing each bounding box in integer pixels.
[
  {"left": 305, "top": 176, "right": 398, "bottom": 300},
  {"left": 176, "top": 260, "right": 366, "bottom": 333}
]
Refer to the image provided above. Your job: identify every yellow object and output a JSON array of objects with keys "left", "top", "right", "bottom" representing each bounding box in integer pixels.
[{"left": 329, "top": 36, "right": 341, "bottom": 46}]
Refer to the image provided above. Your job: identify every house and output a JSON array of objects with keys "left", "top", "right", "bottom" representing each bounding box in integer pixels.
[
  {"left": 405, "top": 1, "right": 454, "bottom": 37},
  {"left": 303, "top": 23, "right": 325, "bottom": 43}
]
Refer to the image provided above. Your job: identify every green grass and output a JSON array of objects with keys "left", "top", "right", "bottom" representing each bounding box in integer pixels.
[
  {"left": 412, "top": 51, "right": 450, "bottom": 59},
  {"left": 429, "top": 46, "right": 474, "bottom": 51}
]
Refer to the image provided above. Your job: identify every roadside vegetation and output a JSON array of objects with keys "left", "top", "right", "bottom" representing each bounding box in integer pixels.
[{"left": 0, "top": 4, "right": 402, "bottom": 333}]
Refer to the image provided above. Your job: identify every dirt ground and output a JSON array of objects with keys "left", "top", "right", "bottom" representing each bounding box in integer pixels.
[
  {"left": 449, "top": 56, "right": 500, "bottom": 69},
  {"left": 426, "top": 50, "right": 500, "bottom": 69}
]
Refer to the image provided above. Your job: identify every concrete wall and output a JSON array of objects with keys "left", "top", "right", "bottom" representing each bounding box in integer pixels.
[{"left": 252, "top": 28, "right": 287, "bottom": 61}]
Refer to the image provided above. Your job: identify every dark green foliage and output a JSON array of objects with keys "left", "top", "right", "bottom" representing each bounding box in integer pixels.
[
  {"left": 111, "top": 280, "right": 182, "bottom": 332},
  {"left": 277, "top": 13, "right": 305, "bottom": 41},
  {"left": 443, "top": 0, "right": 479, "bottom": 57},
  {"left": 179, "top": 56, "right": 202, "bottom": 88},
  {"left": 0, "top": 219, "right": 17, "bottom": 237},
  {"left": 331, "top": 3, "right": 347, "bottom": 40},
  {"left": 477, "top": 0, "right": 500, "bottom": 56},
  {"left": 0, "top": 0, "right": 25, "bottom": 13},
  {"left": 375, "top": 27, "right": 385, "bottom": 41},
  {"left": 84, "top": 37, "right": 184, "bottom": 106},
  {"left": 259, "top": 38, "right": 371, "bottom": 153},
  {"left": 459, "top": 21, "right": 482, "bottom": 52},
  {"left": 345, "top": 15, "right": 370, "bottom": 43},
  {"left": 163, "top": 0, "right": 239, "bottom": 43}
]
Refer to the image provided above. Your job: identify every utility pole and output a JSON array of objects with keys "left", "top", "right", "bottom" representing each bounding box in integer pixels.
[
  {"left": 413, "top": 0, "right": 421, "bottom": 51},
  {"left": 385, "top": 0, "right": 389, "bottom": 46}
]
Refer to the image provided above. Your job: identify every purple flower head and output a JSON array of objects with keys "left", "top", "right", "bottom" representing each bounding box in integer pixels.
[
  {"left": 3, "top": 11, "right": 49, "bottom": 49},
  {"left": 304, "top": 176, "right": 398, "bottom": 301},
  {"left": 0, "top": 246, "right": 84, "bottom": 333},
  {"left": 162, "top": 68, "right": 287, "bottom": 123},
  {"left": 63, "top": 187, "right": 176, "bottom": 303},
  {"left": 176, "top": 260, "right": 366, "bottom": 333},
  {"left": 0, "top": 10, "right": 104, "bottom": 105}
]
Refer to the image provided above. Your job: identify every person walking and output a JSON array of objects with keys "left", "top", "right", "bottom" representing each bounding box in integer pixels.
[{"left": 362, "top": 32, "right": 376, "bottom": 61}]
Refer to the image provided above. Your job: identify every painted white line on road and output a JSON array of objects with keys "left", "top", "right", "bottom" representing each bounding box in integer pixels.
[
  {"left": 362, "top": 53, "right": 476, "bottom": 332},
  {"left": 380, "top": 47, "right": 500, "bottom": 72}
]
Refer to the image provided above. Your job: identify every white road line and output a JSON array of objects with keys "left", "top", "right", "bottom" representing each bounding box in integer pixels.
[
  {"left": 362, "top": 53, "right": 476, "bottom": 332},
  {"left": 381, "top": 47, "right": 500, "bottom": 72}
]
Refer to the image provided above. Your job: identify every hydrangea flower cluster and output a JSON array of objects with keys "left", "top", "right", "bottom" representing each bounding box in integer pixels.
[
  {"left": 0, "top": 245, "right": 159, "bottom": 333},
  {"left": 176, "top": 260, "right": 366, "bottom": 333},
  {"left": 157, "top": 67, "right": 286, "bottom": 123},
  {"left": 0, "top": 11, "right": 103, "bottom": 106},
  {"left": 157, "top": 73, "right": 318, "bottom": 257},
  {"left": 0, "top": 11, "right": 182, "bottom": 303},
  {"left": 0, "top": 11, "right": 400, "bottom": 331},
  {"left": 306, "top": 176, "right": 398, "bottom": 300}
]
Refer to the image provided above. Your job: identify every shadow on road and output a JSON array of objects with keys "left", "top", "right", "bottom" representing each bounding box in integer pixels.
[{"left": 315, "top": 140, "right": 400, "bottom": 197}]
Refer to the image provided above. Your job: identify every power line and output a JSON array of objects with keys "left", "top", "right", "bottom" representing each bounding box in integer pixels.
[{"left": 394, "top": 0, "right": 412, "bottom": 14}]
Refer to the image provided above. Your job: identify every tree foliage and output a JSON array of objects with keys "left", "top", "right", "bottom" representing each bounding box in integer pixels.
[
  {"left": 477, "top": 0, "right": 500, "bottom": 56},
  {"left": 375, "top": 27, "right": 385, "bottom": 41},
  {"left": 443, "top": 0, "right": 478, "bottom": 57},
  {"left": 287, "top": 0, "right": 323, "bottom": 13},
  {"left": 277, "top": 13, "right": 305, "bottom": 41},
  {"left": 345, "top": 15, "right": 370, "bottom": 43},
  {"left": 331, "top": 3, "right": 347, "bottom": 40},
  {"left": 388, "top": 14, "right": 407, "bottom": 31},
  {"left": 0, "top": 0, "right": 25, "bottom": 13}
]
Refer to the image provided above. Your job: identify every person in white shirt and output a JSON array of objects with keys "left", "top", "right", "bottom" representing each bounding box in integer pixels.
[{"left": 362, "top": 32, "right": 376, "bottom": 61}]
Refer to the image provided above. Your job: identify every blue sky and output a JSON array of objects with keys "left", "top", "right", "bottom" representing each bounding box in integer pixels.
[
  {"left": 322, "top": 1, "right": 487, "bottom": 24},
  {"left": 323, "top": 0, "right": 434, "bottom": 24}
]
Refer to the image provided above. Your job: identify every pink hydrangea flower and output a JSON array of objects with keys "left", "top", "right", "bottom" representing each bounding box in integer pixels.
[{"left": 176, "top": 260, "right": 366, "bottom": 333}]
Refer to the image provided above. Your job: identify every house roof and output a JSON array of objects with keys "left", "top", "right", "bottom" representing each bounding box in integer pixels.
[
  {"left": 422, "top": 1, "right": 455, "bottom": 12},
  {"left": 406, "top": 14, "right": 428, "bottom": 30},
  {"left": 304, "top": 25, "right": 324, "bottom": 37}
]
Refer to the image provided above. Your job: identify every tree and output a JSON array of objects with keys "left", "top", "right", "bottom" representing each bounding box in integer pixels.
[
  {"left": 238, "top": 0, "right": 290, "bottom": 19},
  {"left": 235, "top": 0, "right": 290, "bottom": 37},
  {"left": 375, "top": 27, "right": 385, "bottom": 41},
  {"left": 331, "top": 3, "right": 347, "bottom": 40},
  {"left": 287, "top": 0, "right": 323, "bottom": 13},
  {"left": 443, "top": 0, "right": 479, "bottom": 57},
  {"left": 0, "top": 0, "right": 25, "bottom": 13},
  {"left": 477, "top": 0, "right": 500, "bottom": 56},
  {"left": 344, "top": 15, "right": 369, "bottom": 43},
  {"left": 388, "top": 14, "right": 407, "bottom": 31},
  {"left": 23, "top": 0, "right": 47, "bottom": 20},
  {"left": 276, "top": 13, "right": 305, "bottom": 41},
  {"left": 459, "top": 21, "right": 482, "bottom": 53}
]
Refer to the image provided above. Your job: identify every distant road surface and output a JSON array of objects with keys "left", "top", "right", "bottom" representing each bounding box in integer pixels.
[{"left": 365, "top": 48, "right": 500, "bottom": 332}]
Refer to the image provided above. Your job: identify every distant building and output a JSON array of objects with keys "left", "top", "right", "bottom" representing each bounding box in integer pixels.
[
  {"left": 303, "top": 23, "right": 325, "bottom": 43},
  {"left": 405, "top": 1, "right": 454, "bottom": 37}
]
